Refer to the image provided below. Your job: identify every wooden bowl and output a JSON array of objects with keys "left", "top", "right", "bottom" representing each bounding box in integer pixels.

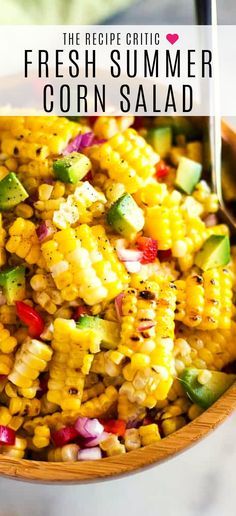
[{"left": 1, "top": 119, "right": 236, "bottom": 484}]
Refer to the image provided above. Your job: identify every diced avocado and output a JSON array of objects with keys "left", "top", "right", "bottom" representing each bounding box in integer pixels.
[
  {"left": 180, "top": 368, "right": 236, "bottom": 409},
  {"left": 175, "top": 156, "right": 202, "bottom": 194},
  {"left": 107, "top": 193, "right": 144, "bottom": 239},
  {"left": 154, "top": 116, "right": 199, "bottom": 141},
  {"left": 53, "top": 152, "right": 91, "bottom": 184},
  {"left": 0, "top": 266, "right": 26, "bottom": 305},
  {"left": 195, "top": 235, "right": 230, "bottom": 271},
  {"left": 147, "top": 127, "right": 172, "bottom": 158},
  {"left": 76, "top": 316, "right": 120, "bottom": 349},
  {"left": 0, "top": 173, "right": 28, "bottom": 211}
]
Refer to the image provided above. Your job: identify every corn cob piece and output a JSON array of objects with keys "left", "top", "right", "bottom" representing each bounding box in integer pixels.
[
  {"left": 117, "top": 394, "right": 146, "bottom": 423},
  {"left": 100, "top": 434, "right": 125, "bottom": 456},
  {"left": 174, "top": 322, "right": 236, "bottom": 372},
  {"left": 78, "top": 385, "right": 118, "bottom": 418},
  {"left": 40, "top": 395, "right": 59, "bottom": 416},
  {"left": 48, "top": 444, "right": 79, "bottom": 462},
  {"left": 82, "top": 382, "right": 105, "bottom": 403},
  {"left": 0, "top": 436, "right": 27, "bottom": 458},
  {"left": 0, "top": 407, "right": 23, "bottom": 431},
  {"left": 91, "top": 351, "right": 123, "bottom": 378},
  {"left": 9, "top": 396, "right": 41, "bottom": 417},
  {"left": 32, "top": 425, "right": 51, "bottom": 449},
  {"left": 117, "top": 281, "right": 176, "bottom": 408},
  {"left": 47, "top": 318, "right": 101, "bottom": 411},
  {"left": 0, "top": 116, "right": 80, "bottom": 158},
  {"left": 193, "top": 180, "right": 219, "bottom": 214},
  {"left": 93, "top": 116, "right": 134, "bottom": 139},
  {"left": 23, "top": 412, "right": 77, "bottom": 434},
  {"left": 0, "top": 323, "right": 17, "bottom": 354},
  {"left": 139, "top": 423, "right": 161, "bottom": 445},
  {"left": 31, "top": 271, "right": 63, "bottom": 315},
  {"left": 6, "top": 218, "right": 44, "bottom": 266},
  {"left": 124, "top": 428, "right": 141, "bottom": 451},
  {"left": 88, "top": 129, "right": 159, "bottom": 193},
  {"left": 42, "top": 225, "right": 128, "bottom": 305},
  {"left": 8, "top": 337, "right": 52, "bottom": 389},
  {"left": 52, "top": 182, "right": 106, "bottom": 229},
  {"left": 0, "top": 214, "right": 6, "bottom": 267},
  {"left": 0, "top": 353, "right": 14, "bottom": 375},
  {"left": 175, "top": 267, "right": 233, "bottom": 330}
]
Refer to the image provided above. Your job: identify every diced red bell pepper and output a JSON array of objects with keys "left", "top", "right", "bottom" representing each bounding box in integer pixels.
[
  {"left": 51, "top": 426, "right": 79, "bottom": 447},
  {"left": 158, "top": 249, "right": 172, "bottom": 262},
  {"left": 0, "top": 425, "right": 16, "bottom": 445},
  {"left": 89, "top": 116, "right": 98, "bottom": 125},
  {"left": 16, "top": 301, "right": 45, "bottom": 338},
  {"left": 137, "top": 236, "right": 158, "bottom": 264},
  {"left": 155, "top": 160, "right": 170, "bottom": 179},
  {"left": 100, "top": 419, "right": 126, "bottom": 437},
  {"left": 73, "top": 305, "right": 91, "bottom": 321}
]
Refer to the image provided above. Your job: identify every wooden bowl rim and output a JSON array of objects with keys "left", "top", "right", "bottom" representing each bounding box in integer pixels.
[
  {"left": 1, "top": 376, "right": 236, "bottom": 484},
  {"left": 1, "top": 118, "right": 236, "bottom": 483}
]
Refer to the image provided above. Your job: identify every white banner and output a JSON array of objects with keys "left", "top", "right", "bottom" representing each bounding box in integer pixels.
[{"left": 0, "top": 25, "right": 235, "bottom": 116}]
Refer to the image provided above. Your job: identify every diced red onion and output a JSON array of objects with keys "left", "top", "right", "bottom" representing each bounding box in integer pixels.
[
  {"left": 51, "top": 426, "right": 79, "bottom": 447},
  {"left": 0, "top": 425, "right": 16, "bottom": 445},
  {"left": 124, "top": 261, "right": 142, "bottom": 273},
  {"left": 74, "top": 417, "right": 104, "bottom": 439},
  {"left": 63, "top": 133, "right": 82, "bottom": 155},
  {"left": 83, "top": 431, "right": 109, "bottom": 448},
  {"left": 138, "top": 321, "right": 155, "bottom": 331},
  {"left": 36, "top": 221, "right": 55, "bottom": 243},
  {"left": 78, "top": 447, "right": 102, "bottom": 461},
  {"left": 115, "top": 292, "right": 124, "bottom": 320},
  {"left": 63, "top": 132, "right": 105, "bottom": 155},
  {"left": 117, "top": 248, "right": 143, "bottom": 262}
]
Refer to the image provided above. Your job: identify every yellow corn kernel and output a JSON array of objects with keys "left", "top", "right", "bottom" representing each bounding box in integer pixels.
[
  {"left": 15, "top": 203, "right": 34, "bottom": 219},
  {"left": 139, "top": 423, "right": 161, "bottom": 445},
  {"left": 32, "top": 425, "right": 50, "bottom": 448},
  {"left": 161, "top": 416, "right": 186, "bottom": 436},
  {"left": 8, "top": 338, "right": 53, "bottom": 389},
  {"left": 100, "top": 434, "right": 125, "bottom": 456},
  {"left": 1, "top": 436, "right": 27, "bottom": 458}
]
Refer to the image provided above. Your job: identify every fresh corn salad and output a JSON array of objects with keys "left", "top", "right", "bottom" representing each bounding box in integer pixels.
[{"left": 0, "top": 115, "right": 235, "bottom": 462}]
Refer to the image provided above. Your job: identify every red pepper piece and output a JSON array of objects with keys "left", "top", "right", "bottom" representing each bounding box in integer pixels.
[
  {"left": 0, "top": 425, "right": 16, "bottom": 445},
  {"left": 101, "top": 419, "right": 126, "bottom": 437},
  {"left": 51, "top": 426, "right": 79, "bottom": 447},
  {"left": 73, "top": 305, "right": 91, "bottom": 321},
  {"left": 155, "top": 160, "right": 170, "bottom": 179},
  {"left": 137, "top": 236, "right": 158, "bottom": 264},
  {"left": 158, "top": 249, "right": 172, "bottom": 262},
  {"left": 16, "top": 301, "right": 45, "bottom": 338}
]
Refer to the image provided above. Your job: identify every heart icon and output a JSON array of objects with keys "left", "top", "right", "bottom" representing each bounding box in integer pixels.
[{"left": 166, "top": 33, "right": 179, "bottom": 45}]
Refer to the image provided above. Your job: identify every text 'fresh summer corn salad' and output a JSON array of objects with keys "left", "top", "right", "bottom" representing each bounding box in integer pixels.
[{"left": 0, "top": 115, "right": 235, "bottom": 462}]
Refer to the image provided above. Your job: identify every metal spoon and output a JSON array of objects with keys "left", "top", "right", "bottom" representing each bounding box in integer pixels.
[{"left": 195, "top": 0, "right": 236, "bottom": 231}]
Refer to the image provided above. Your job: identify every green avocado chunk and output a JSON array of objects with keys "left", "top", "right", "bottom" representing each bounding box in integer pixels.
[
  {"left": 195, "top": 235, "right": 230, "bottom": 271},
  {"left": 0, "top": 172, "right": 28, "bottom": 211},
  {"left": 53, "top": 152, "right": 91, "bottom": 184},
  {"left": 76, "top": 315, "right": 120, "bottom": 349},
  {"left": 175, "top": 156, "right": 202, "bottom": 195},
  {"left": 180, "top": 368, "right": 236, "bottom": 409},
  {"left": 107, "top": 193, "right": 144, "bottom": 239},
  {"left": 0, "top": 266, "right": 26, "bottom": 305},
  {"left": 147, "top": 127, "right": 172, "bottom": 158}
]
